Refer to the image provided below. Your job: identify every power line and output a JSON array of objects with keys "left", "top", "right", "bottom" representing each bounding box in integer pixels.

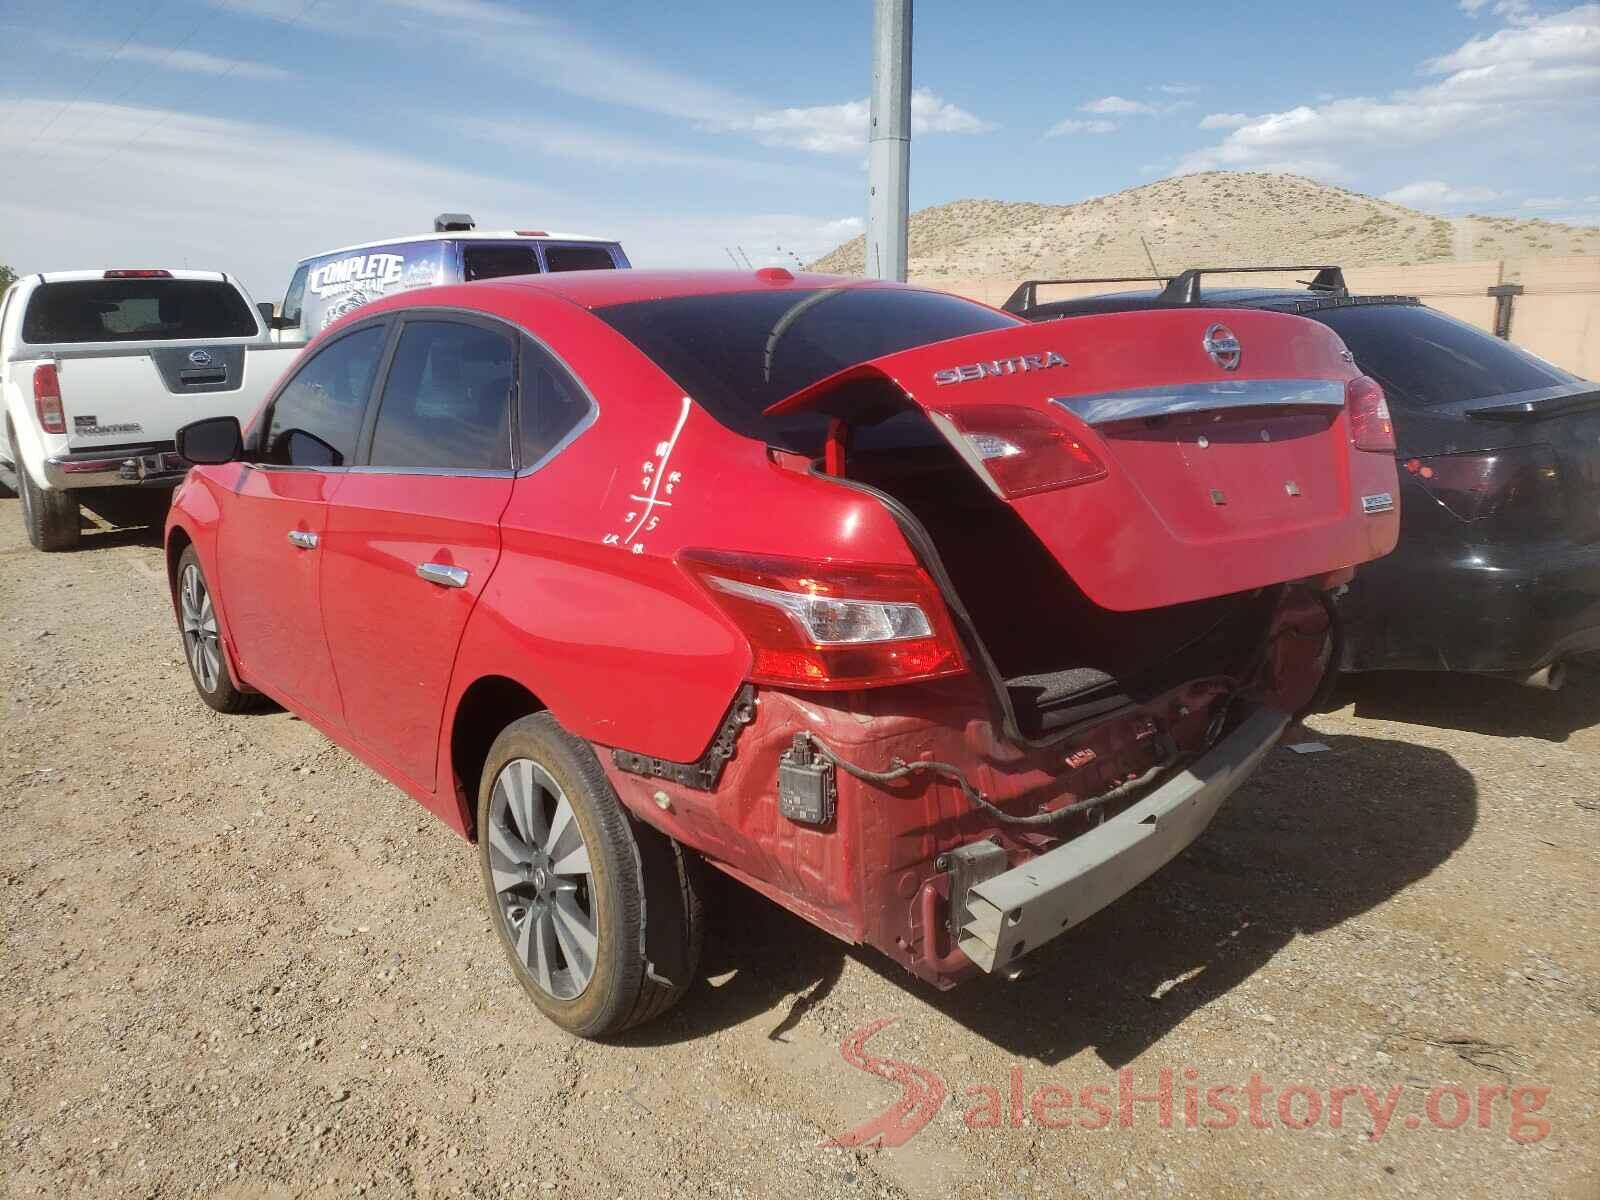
[
  {"left": 20, "top": 1, "right": 168, "bottom": 144},
  {"left": 81, "top": 0, "right": 322, "bottom": 176}
]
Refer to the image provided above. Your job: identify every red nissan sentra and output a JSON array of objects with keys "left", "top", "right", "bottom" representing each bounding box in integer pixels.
[{"left": 165, "top": 269, "right": 1399, "bottom": 1037}]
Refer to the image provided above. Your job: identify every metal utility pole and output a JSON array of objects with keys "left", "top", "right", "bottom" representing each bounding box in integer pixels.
[{"left": 867, "top": 0, "right": 911, "bottom": 281}]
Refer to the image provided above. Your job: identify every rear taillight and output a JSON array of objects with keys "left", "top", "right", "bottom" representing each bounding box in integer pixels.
[
  {"left": 679, "top": 550, "right": 965, "bottom": 689},
  {"left": 103, "top": 269, "right": 172, "bottom": 279},
  {"left": 33, "top": 364, "right": 66, "bottom": 434},
  {"left": 1347, "top": 376, "right": 1394, "bottom": 453},
  {"left": 937, "top": 404, "right": 1107, "bottom": 498},
  {"left": 1403, "top": 444, "right": 1563, "bottom": 525}
]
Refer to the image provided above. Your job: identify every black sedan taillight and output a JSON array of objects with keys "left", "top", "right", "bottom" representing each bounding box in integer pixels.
[{"left": 1402, "top": 444, "right": 1563, "bottom": 528}]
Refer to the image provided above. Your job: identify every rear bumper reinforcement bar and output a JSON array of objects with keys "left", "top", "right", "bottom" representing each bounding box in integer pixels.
[
  {"left": 958, "top": 703, "right": 1289, "bottom": 973},
  {"left": 43, "top": 449, "right": 187, "bottom": 489}
]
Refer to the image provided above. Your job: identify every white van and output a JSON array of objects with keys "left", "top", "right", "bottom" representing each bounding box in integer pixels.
[{"left": 272, "top": 214, "right": 630, "bottom": 343}]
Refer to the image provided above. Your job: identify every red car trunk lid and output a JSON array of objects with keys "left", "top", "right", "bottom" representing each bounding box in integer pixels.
[{"left": 768, "top": 310, "right": 1400, "bottom": 611}]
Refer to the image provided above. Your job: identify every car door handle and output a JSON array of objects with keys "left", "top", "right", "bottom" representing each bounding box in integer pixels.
[
  {"left": 416, "top": 562, "right": 469, "bottom": 589},
  {"left": 287, "top": 530, "right": 319, "bottom": 549}
]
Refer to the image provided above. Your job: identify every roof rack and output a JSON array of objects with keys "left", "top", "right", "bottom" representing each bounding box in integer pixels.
[
  {"left": 1001, "top": 275, "right": 1169, "bottom": 314},
  {"left": 1001, "top": 264, "right": 1348, "bottom": 314}
]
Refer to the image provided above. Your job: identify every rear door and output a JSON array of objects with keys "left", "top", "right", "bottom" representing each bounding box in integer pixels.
[
  {"left": 319, "top": 314, "right": 517, "bottom": 791},
  {"left": 218, "top": 321, "right": 391, "bottom": 724},
  {"left": 769, "top": 312, "right": 1400, "bottom": 611}
]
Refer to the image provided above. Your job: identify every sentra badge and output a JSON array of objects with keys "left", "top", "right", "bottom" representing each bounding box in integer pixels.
[{"left": 933, "top": 350, "right": 1068, "bottom": 387}]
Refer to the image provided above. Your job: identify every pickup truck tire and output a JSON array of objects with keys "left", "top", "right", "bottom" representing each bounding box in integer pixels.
[
  {"left": 175, "top": 546, "right": 259, "bottom": 714},
  {"left": 15, "top": 441, "right": 80, "bottom": 551},
  {"left": 477, "top": 713, "right": 703, "bottom": 1038}
]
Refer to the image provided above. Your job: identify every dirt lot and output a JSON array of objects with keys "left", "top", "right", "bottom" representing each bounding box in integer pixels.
[{"left": 2, "top": 502, "right": 1598, "bottom": 1200}]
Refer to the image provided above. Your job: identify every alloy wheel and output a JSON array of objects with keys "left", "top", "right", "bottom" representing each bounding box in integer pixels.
[
  {"left": 179, "top": 563, "right": 223, "bottom": 693},
  {"left": 486, "top": 758, "right": 599, "bottom": 1000}
]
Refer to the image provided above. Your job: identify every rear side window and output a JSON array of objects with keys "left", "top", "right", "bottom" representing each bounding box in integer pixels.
[
  {"left": 264, "top": 325, "right": 387, "bottom": 467},
  {"left": 544, "top": 245, "right": 617, "bottom": 273},
  {"left": 367, "top": 321, "right": 514, "bottom": 470},
  {"left": 594, "top": 287, "right": 1018, "bottom": 449},
  {"left": 520, "top": 338, "right": 592, "bottom": 466},
  {"left": 1313, "top": 303, "right": 1576, "bottom": 408},
  {"left": 22, "top": 279, "right": 258, "bottom": 344},
  {"left": 463, "top": 245, "right": 541, "bottom": 282}
]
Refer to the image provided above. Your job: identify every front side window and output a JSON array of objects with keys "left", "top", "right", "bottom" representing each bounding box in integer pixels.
[
  {"left": 544, "top": 244, "right": 617, "bottom": 273},
  {"left": 22, "top": 279, "right": 258, "bottom": 343},
  {"left": 368, "top": 321, "right": 514, "bottom": 470},
  {"left": 263, "top": 325, "right": 387, "bottom": 467},
  {"left": 280, "top": 265, "right": 309, "bottom": 331},
  {"left": 463, "top": 244, "right": 541, "bottom": 282}
]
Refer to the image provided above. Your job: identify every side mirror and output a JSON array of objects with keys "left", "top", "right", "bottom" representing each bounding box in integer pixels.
[
  {"left": 176, "top": 416, "right": 244, "bottom": 465},
  {"left": 255, "top": 301, "right": 275, "bottom": 333},
  {"left": 270, "top": 313, "right": 300, "bottom": 331}
]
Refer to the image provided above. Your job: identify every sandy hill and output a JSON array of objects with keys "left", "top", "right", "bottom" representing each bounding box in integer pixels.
[{"left": 810, "top": 172, "right": 1600, "bottom": 282}]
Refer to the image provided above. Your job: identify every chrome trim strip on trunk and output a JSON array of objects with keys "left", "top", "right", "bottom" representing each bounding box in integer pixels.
[{"left": 1052, "top": 379, "right": 1346, "bottom": 427}]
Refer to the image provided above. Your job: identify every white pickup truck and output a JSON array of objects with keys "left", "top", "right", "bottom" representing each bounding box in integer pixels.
[{"left": 0, "top": 269, "right": 299, "bottom": 550}]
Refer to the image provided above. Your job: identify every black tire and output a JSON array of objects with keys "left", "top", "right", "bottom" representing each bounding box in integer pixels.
[
  {"left": 174, "top": 545, "right": 258, "bottom": 714},
  {"left": 16, "top": 452, "right": 80, "bottom": 552},
  {"left": 478, "top": 712, "right": 703, "bottom": 1038}
]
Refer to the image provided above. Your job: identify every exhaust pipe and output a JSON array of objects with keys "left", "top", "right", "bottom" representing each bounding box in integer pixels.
[{"left": 1512, "top": 661, "right": 1566, "bottom": 691}]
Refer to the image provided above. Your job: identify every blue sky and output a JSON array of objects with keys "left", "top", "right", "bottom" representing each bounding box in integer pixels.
[{"left": 1, "top": 0, "right": 1595, "bottom": 300}]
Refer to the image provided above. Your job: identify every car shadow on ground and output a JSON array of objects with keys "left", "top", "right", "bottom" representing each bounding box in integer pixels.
[
  {"left": 631, "top": 731, "right": 1476, "bottom": 1068},
  {"left": 1336, "top": 660, "right": 1600, "bottom": 742}
]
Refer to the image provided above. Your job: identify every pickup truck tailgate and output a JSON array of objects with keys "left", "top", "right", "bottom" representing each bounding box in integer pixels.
[{"left": 50, "top": 344, "right": 300, "bottom": 449}]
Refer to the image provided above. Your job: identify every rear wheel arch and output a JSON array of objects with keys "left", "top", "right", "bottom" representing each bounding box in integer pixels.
[
  {"left": 165, "top": 525, "right": 194, "bottom": 599},
  {"left": 447, "top": 674, "right": 548, "bottom": 839}
]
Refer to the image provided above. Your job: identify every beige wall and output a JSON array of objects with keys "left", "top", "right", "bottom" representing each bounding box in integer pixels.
[
  {"left": 921, "top": 256, "right": 1598, "bottom": 381},
  {"left": 1514, "top": 257, "right": 1600, "bottom": 380}
]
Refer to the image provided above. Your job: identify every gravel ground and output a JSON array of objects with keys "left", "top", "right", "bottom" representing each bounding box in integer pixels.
[{"left": 2, "top": 502, "right": 1597, "bottom": 1200}]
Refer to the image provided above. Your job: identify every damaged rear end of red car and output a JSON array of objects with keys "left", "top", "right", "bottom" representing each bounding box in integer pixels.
[{"left": 601, "top": 294, "right": 1399, "bottom": 988}]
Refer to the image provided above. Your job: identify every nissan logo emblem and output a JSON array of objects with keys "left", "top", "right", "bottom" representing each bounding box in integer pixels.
[
  {"left": 188, "top": 349, "right": 213, "bottom": 366},
  {"left": 1203, "top": 324, "right": 1241, "bottom": 371}
]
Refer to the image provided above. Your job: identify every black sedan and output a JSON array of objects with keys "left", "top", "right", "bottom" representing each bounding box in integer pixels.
[{"left": 1009, "top": 267, "right": 1600, "bottom": 689}]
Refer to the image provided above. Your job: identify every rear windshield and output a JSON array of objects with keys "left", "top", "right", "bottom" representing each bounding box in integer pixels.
[
  {"left": 594, "top": 286, "right": 1018, "bottom": 448},
  {"left": 1311, "top": 303, "right": 1576, "bottom": 409},
  {"left": 22, "top": 279, "right": 258, "bottom": 344}
]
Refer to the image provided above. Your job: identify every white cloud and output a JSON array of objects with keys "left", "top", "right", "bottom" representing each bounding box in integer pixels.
[
  {"left": 218, "top": 0, "right": 748, "bottom": 124},
  {"left": 1380, "top": 180, "right": 1504, "bottom": 209},
  {"left": 0, "top": 99, "right": 858, "bottom": 295},
  {"left": 1458, "top": 0, "right": 1535, "bottom": 20},
  {"left": 1429, "top": 6, "right": 1599, "bottom": 71},
  {"left": 1158, "top": 83, "right": 1200, "bottom": 95},
  {"left": 1080, "top": 94, "right": 1191, "bottom": 119},
  {"left": 1198, "top": 112, "right": 1252, "bottom": 130},
  {"left": 1176, "top": 5, "right": 1599, "bottom": 175},
  {"left": 719, "top": 88, "right": 994, "bottom": 155},
  {"left": 52, "top": 38, "right": 293, "bottom": 80},
  {"left": 1522, "top": 195, "right": 1573, "bottom": 209},
  {"left": 1082, "top": 95, "right": 1156, "bottom": 116},
  {"left": 447, "top": 116, "right": 850, "bottom": 185},
  {"left": 1045, "top": 118, "right": 1119, "bottom": 137}
]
